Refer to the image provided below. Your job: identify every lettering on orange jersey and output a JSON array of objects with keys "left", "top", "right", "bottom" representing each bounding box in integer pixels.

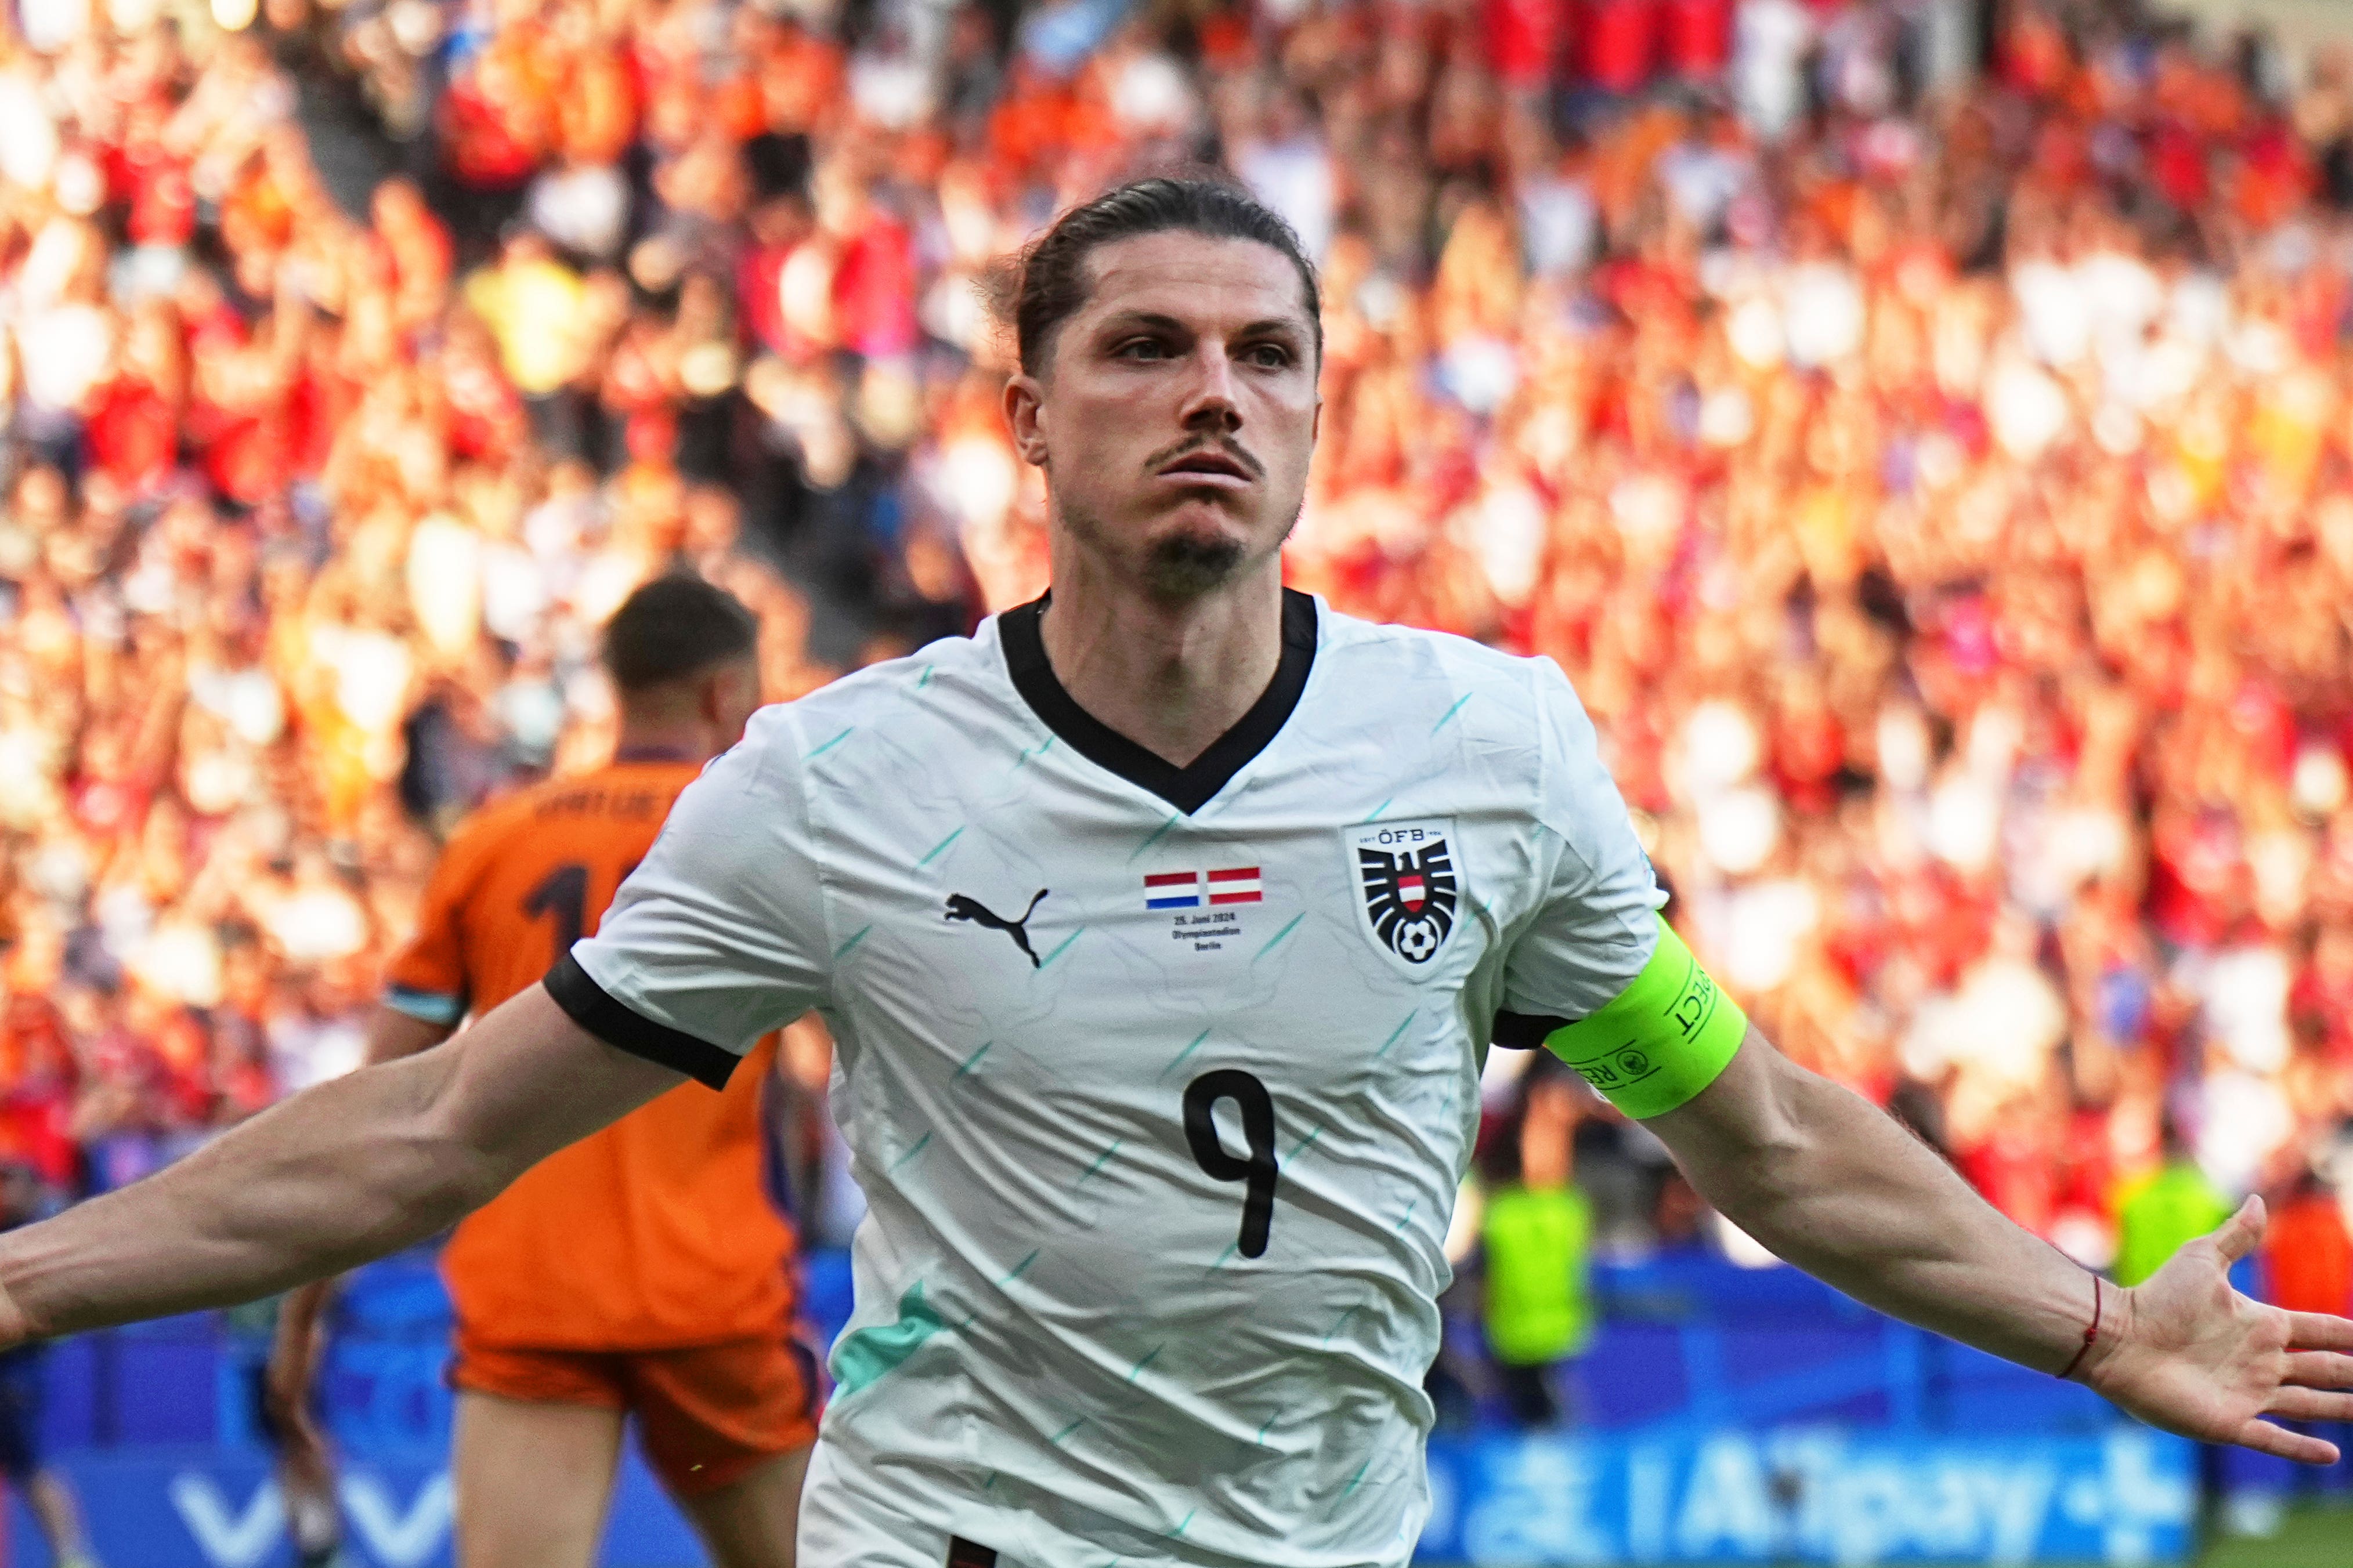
[{"left": 534, "top": 788, "right": 666, "bottom": 820}]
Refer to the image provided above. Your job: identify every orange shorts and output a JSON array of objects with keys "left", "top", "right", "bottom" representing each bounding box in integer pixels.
[{"left": 450, "top": 1332, "right": 821, "bottom": 1498}]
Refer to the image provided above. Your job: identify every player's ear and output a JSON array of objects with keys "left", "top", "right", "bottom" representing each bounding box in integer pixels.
[
  {"left": 1004, "top": 372, "right": 1050, "bottom": 468},
  {"left": 700, "top": 658, "right": 759, "bottom": 734}
]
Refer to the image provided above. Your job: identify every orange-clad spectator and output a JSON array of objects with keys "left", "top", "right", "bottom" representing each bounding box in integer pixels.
[
  {"left": 756, "top": 19, "right": 845, "bottom": 136},
  {"left": 989, "top": 60, "right": 1082, "bottom": 176},
  {"left": 2264, "top": 1171, "right": 2353, "bottom": 1320},
  {"left": 371, "top": 179, "right": 455, "bottom": 329},
  {"left": 556, "top": 44, "right": 639, "bottom": 167}
]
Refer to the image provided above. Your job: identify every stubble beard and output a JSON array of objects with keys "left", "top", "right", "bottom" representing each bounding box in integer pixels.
[{"left": 1056, "top": 494, "right": 1304, "bottom": 602}]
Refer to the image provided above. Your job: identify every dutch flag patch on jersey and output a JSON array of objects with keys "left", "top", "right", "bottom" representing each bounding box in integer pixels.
[{"left": 1144, "top": 871, "right": 1201, "bottom": 909}]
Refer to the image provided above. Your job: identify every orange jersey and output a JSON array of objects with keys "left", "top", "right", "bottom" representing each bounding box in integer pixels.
[{"left": 385, "top": 759, "right": 796, "bottom": 1350}]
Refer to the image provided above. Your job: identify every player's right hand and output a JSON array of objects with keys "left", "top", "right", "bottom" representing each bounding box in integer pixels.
[{"left": 2084, "top": 1197, "right": 2353, "bottom": 1464}]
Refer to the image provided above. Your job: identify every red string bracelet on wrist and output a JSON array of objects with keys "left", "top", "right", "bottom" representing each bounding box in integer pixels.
[{"left": 2056, "top": 1274, "right": 2103, "bottom": 1382}]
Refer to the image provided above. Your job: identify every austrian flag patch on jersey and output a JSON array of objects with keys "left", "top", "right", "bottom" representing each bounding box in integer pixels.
[{"left": 1206, "top": 867, "right": 1262, "bottom": 904}]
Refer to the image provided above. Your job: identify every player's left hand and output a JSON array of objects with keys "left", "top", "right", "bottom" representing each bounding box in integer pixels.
[{"left": 2084, "top": 1196, "right": 2353, "bottom": 1463}]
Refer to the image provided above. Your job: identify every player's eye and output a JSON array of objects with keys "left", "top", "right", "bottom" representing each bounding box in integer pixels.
[
  {"left": 1115, "top": 337, "right": 1170, "bottom": 360},
  {"left": 1242, "top": 342, "right": 1294, "bottom": 369}
]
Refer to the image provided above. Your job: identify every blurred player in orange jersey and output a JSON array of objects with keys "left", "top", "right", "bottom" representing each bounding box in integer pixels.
[{"left": 270, "top": 575, "right": 814, "bottom": 1568}]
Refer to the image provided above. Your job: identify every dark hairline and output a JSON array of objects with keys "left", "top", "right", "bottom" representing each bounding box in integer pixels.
[
  {"left": 601, "top": 575, "right": 761, "bottom": 693},
  {"left": 609, "top": 646, "right": 760, "bottom": 697},
  {"left": 1032, "top": 227, "right": 1324, "bottom": 379}
]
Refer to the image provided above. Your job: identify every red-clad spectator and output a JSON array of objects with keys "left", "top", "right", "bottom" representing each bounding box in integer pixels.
[
  {"left": 86, "top": 300, "right": 186, "bottom": 493},
  {"left": 1960, "top": 1094, "right": 2062, "bottom": 1238},
  {"left": 2293, "top": 926, "right": 2353, "bottom": 1063},
  {"left": 833, "top": 203, "right": 921, "bottom": 360},
  {"left": 0, "top": 995, "right": 84, "bottom": 1192},
  {"left": 1662, "top": 0, "right": 1733, "bottom": 79},
  {"left": 1579, "top": 0, "right": 1660, "bottom": 93},
  {"left": 1484, "top": 0, "right": 1564, "bottom": 93},
  {"left": 110, "top": 99, "right": 196, "bottom": 249}
]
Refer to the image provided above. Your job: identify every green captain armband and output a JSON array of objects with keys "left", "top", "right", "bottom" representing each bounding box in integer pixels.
[{"left": 1541, "top": 915, "right": 1747, "bottom": 1119}]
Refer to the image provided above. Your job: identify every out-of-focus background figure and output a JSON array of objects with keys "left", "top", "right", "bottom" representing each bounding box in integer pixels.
[
  {"left": 2115, "top": 1116, "right": 2235, "bottom": 1290},
  {"left": 1476, "top": 1058, "right": 1596, "bottom": 1432}
]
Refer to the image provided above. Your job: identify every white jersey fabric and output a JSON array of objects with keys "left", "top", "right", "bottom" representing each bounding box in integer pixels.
[{"left": 555, "top": 590, "right": 1662, "bottom": 1567}]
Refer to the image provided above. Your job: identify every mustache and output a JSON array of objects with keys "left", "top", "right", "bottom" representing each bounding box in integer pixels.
[{"left": 1145, "top": 437, "right": 1265, "bottom": 478}]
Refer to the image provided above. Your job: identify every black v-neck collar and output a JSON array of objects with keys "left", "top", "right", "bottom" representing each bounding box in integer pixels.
[{"left": 998, "top": 589, "right": 1318, "bottom": 816}]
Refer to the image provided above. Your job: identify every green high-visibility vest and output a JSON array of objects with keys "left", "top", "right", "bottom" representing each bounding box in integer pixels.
[
  {"left": 2114, "top": 1162, "right": 2233, "bottom": 1288},
  {"left": 1481, "top": 1183, "right": 1594, "bottom": 1368}
]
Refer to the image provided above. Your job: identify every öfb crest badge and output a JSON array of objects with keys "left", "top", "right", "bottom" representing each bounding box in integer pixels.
[{"left": 1351, "top": 819, "right": 1460, "bottom": 969}]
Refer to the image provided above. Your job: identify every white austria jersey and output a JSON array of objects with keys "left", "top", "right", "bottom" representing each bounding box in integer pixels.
[{"left": 556, "top": 590, "right": 1661, "bottom": 1567}]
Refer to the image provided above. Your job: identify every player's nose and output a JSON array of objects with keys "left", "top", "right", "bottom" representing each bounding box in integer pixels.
[{"left": 1175, "top": 343, "right": 1242, "bottom": 433}]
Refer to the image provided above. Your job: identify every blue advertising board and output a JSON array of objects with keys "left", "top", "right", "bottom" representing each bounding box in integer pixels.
[
  {"left": 1420, "top": 1428, "right": 2198, "bottom": 1565},
  {"left": 7, "top": 1428, "right": 2196, "bottom": 1567},
  {"left": 5, "top": 1450, "right": 699, "bottom": 1568}
]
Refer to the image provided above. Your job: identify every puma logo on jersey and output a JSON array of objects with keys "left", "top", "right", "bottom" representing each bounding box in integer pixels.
[{"left": 944, "top": 890, "right": 1050, "bottom": 968}]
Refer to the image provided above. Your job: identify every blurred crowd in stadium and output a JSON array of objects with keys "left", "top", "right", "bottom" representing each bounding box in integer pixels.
[{"left": 0, "top": 0, "right": 2348, "bottom": 1416}]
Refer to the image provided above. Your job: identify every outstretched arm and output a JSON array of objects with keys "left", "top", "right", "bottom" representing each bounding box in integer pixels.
[
  {"left": 1648, "top": 1029, "right": 2353, "bottom": 1462},
  {"left": 0, "top": 985, "right": 677, "bottom": 1343}
]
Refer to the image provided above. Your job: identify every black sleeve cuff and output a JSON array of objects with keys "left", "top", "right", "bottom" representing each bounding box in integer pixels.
[
  {"left": 544, "top": 952, "right": 742, "bottom": 1091},
  {"left": 1491, "top": 1009, "right": 1572, "bottom": 1050}
]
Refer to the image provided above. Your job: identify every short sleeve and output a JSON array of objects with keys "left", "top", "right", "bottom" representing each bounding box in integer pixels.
[
  {"left": 1498, "top": 658, "right": 1665, "bottom": 1031},
  {"left": 382, "top": 830, "right": 480, "bottom": 1027},
  {"left": 551, "top": 707, "right": 832, "bottom": 1088}
]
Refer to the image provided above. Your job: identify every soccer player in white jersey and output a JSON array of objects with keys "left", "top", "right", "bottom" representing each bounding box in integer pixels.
[{"left": 0, "top": 179, "right": 2347, "bottom": 1566}]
